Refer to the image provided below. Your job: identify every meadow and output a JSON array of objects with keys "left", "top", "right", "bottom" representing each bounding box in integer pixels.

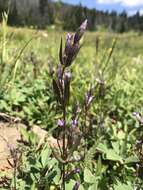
[{"left": 0, "top": 15, "right": 143, "bottom": 190}]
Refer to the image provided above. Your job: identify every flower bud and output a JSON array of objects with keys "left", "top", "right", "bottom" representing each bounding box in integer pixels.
[
  {"left": 59, "top": 20, "right": 87, "bottom": 67},
  {"left": 71, "top": 119, "right": 78, "bottom": 128},
  {"left": 85, "top": 88, "right": 94, "bottom": 108},
  {"left": 57, "top": 64, "right": 62, "bottom": 80},
  {"left": 64, "top": 39, "right": 79, "bottom": 67},
  {"left": 64, "top": 72, "right": 71, "bottom": 105},
  {"left": 65, "top": 168, "right": 80, "bottom": 180},
  {"left": 74, "top": 19, "right": 88, "bottom": 44}
]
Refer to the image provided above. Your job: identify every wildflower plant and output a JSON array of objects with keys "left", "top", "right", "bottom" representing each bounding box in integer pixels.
[{"left": 52, "top": 20, "right": 88, "bottom": 190}]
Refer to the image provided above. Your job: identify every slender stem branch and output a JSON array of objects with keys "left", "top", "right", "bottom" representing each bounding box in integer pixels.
[
  {"left": 61, "top": 66, "right": 66, "bottom": 190},
  {"left": 57, "top": 139, "right": 62, "bottom": 155},
  {"left": 62, "top": 103, "right": 66, "bottom": 190},
  {"left": 13, "top": 166, "right": 17, "bottom": 190},
  {"left": 83, "top": 106, "right": 88, "bottom": 156}
]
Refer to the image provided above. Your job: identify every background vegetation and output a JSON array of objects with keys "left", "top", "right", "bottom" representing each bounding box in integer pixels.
[
  {"left": 1, "top": 0, "right": 143, "bottom": 33},
  {"left": 0, "top": 1, "right": 143, "bottom": 190}
]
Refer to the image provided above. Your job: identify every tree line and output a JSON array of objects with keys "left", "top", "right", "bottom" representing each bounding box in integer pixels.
[{"left": 0, "top": 0, "right": 143, "bottom": 33}]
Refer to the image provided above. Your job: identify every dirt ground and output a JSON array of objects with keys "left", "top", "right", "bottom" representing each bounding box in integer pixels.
[
  {"left": 0, "top": 122, "right": 23, "bottom": 171},
  {"left": 0, "top": 121, "right": 49, "bottom": 172},
  {"left": 0, "top": 119, "right": 61, "bottom": 174}
]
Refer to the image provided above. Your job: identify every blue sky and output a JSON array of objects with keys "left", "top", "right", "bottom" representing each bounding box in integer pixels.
[{"left": 62, "top": 0, "right": 143, "bottom": 15}]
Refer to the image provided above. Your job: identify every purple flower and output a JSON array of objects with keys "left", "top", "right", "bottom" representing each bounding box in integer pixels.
[
  {"left": 74, "top": 168, "right": 80, "bottom": 173},
  {"left": 57, "top": 119, "right": 65, "bottom": 127}
]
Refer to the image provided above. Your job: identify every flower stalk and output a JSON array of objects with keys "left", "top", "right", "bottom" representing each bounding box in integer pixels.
[{"left": 52, "top": 20, "right": 87, "bottom": 190}]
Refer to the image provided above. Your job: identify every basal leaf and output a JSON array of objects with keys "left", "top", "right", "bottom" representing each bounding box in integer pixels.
[
  {"left": 125, "top": 155, "right": 139, "bottom": 164},
  {"left": 106, "top": 149, "right": 123, "bottom": 163},
  {"left": 41, "top": 146, "right": 51, "bottom": 167},
  {"left": 84, "top": 167, "right": 96, "bottom": 184}
]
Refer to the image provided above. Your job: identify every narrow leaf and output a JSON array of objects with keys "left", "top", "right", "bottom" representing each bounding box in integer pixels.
[
  {"left": 64, "top": 80, "right": 70, "bottom": 105},
  {"left": 59, "top": 37, "right": 63, "bottom": 64},
  {"left": 53, "top": 79, "right": 62, "bottom": 104}
]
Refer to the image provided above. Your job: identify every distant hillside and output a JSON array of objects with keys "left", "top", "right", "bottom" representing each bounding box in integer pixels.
[{"left": 13, "top": 0, "right": 39, "bottom": 13}]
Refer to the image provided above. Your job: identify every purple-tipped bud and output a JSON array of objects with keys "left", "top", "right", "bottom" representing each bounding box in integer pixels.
[
  {"left": 60, "top": 20, "right": 87, "bottom": 67},
  {"left": 57, "top": 119, "right": 65, "bottom": 127},
  {"left": 71, "top": 104, "right": 80, "bottom": 129},
  {"left": 57, "top": 64, "right": 62, "bottom": 80},
  {"left": 65, "top": 168, "right": 80, "bottom": 180},
  {"left": 75, "top": 168, "right": 80, "bottom": 173},
  {"left": 85, "top": 88, "right": 94, "bottom": 107},
  {"left": 74, "top": 19, "right": 88, "bottom": 44},
  {"left": 72, "top": 181, "right": 80, "bottom": 190},
  {"left": 72, "top": 119, "right": 78, "bottom": 128},
  {"left": 63, "top": 40, "right": 79, "bottom": 67},
  {"left": 64, "top": 72, "right": 71, "bottom": 82},
  {"left": 86, "top": 96, "right": 94, "bottom": 106},
  {"left": 80, "top": 19, "right": 88, "bottom": 30},
  {"left": 132, "top": 112, "right": 143, "bottom": 124},
  {"left": 64, "top": 72, "right": 71, "bottom": 105},
  {"left": 136, "top": 140, "right": 142, "bottom": 145},
  {"left": 133, "top": 112, "right": 140, "bottom": 117},
  {"left": 65, "top": 34, "right": 74, "bottom": 55}
]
